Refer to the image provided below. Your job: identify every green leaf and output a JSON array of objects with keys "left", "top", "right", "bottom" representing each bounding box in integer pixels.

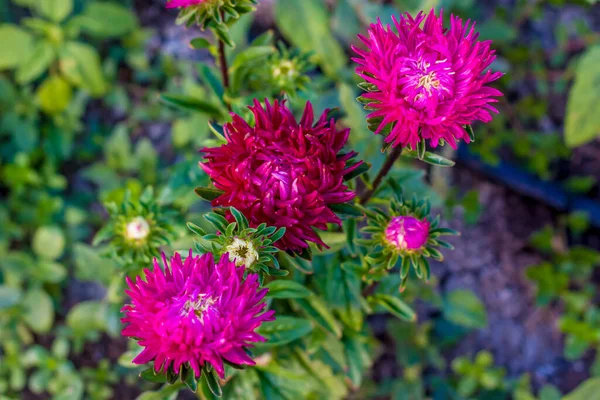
[
  {"left": 403, "top": 149, "right": 455, "bottom": 167},
  {"left": 60, "top": 41, "right": 106, "bottom": 96},
  {"left": 202, "top": 367, "right": 222, "bottom": 397},
  {"left": 140, "top": 368, "right": 167, "bottom": 384},
  {"left": 229, "top": 207, "right": 248, "bottom": 231},
  {"left": 160, "top": 93, "right": 223, "bottom": 117},
  {"left": 0, "top": 24, "right": 34, "bottom": 70},
  {"left": 32, "top": 226, "right": 65, "bottom": 260},
  {"left": 76, "top": 1, "right": 137, "bottom": 38},
  {"left": 204, "top": 212, "right": 229, "bottom": 233},
  {"left": 190, "top": 37, "right": 211, "bottom": 49},
  {"left": 274, "top": 0, "right": 346, "bottom": 77},
  {"left": 565, "top": 46, "right": 600, "bottom": 148},
  {"left": 266, "top": 280, "right": 312, "bottom": 299},
  {"left": 182, "top": 367, "right": 198, "bottom": 392},
  {"left": 0, "top": 286, "right": 22, "bottom": 310},
  {"left": 443, "top": 290, "right": 488, "bottom": 329},
  {"left": 539, "top": 385, "right": 562, "bottom": 400},
  {"left": 256, "top": 316, "right": 313, "bottom": 346},
  {"left": 198, "top": 64, "right": 224, "bottom": 100},
  {"left": 195, "top": 186, "right": 224, "bottom": 201},
  {"left": 269, "top": 227, "right": 286, "bottom": 243},
  {"left": 187, "top": 222, "right": 207, "bottom": 237},
  {"left": 36, "top": 75, "right": 72, "bottom": 115},
  {"left": 326, "top": 262, "right": 364, "bottom": 331},
  {"left": 66, "top": 301, "right": 107, "bottom": 337},
  {"left": 22, "top": 289, "right": 54, "bottom": 334},
  {"left": 230, "top": 45, "right": 275, "bottom": 71},
  {"left": 38, "top": 0, "right": 73, "bottom": 23},
  {"left": 293, "top": 296, "right": 342, "bottom": 338},
  {"left": 344, "top": 162, "right": 371, "bottom": 181},
  {"left": 15, "top": 40, "right": 55, "bottom": 84},
  {"left": 343, "top": 333, "right": 372, "bottom": 388},
  {"left": 369, "top": 294, "right": 416, "bottom": 321},
  {"left": 328, "top": 203, "right": 364, "bottom": 219},
  {"left": 564, "top": 377, "right": 600, "bottom": 400}
]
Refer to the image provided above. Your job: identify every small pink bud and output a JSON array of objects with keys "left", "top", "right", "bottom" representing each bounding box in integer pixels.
[{"left": 385, "top": 216, "right": 430, "bottom": 251}]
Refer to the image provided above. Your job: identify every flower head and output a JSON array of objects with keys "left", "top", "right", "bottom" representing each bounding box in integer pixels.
[
  {"left": 188, "top": 207, "right": 286, "bottom": 274},
  {"left": 93, "top": 187, "right": 177, "bottom": 269},
  {"left": 385, "top": 215, "right": 430, "bottom": 251},
  {"left": 201, "top": 99, "right": 362, "bottom": 252},
  {"left": 121, "top": 250, "right": 275, "bottom": 379},
  {"left": 359, "top": 195, "right": 458, "bottom": 291},
  {"left": 249, "top": 45, "right": 313, "bottom": 97},
  {"left": 167, "top": 0, "right": 258, "bottom": 44},
  {"left": 352, "top": 9, "right": 503, "bottom": 149}
]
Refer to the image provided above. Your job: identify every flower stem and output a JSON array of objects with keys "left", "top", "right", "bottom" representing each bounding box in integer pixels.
[
  {"left": 359, "top": 146, "right": 403, "bottom": 205},
  {"left": 216, "top": 10, "right": 231, "bottom": 111},
  {"left": 359, "top": 146, "right": 403, "bottom": 298}
]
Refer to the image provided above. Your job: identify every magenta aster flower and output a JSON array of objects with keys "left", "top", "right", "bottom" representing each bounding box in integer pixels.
[
  {"left": 121, "top": 250, "right": 275, "bottom": 379},
  {"left": 385, "top": 216, "right": 430, "bottom": 251},
  {"left": 352, "top": 9, "right": 503, "bottom": 149},
  {"left": 201, "top": 99, "right": 362, "bottom": 252},
  {"left": 166, "top": 0, "right": 207, "bottom": 8}
]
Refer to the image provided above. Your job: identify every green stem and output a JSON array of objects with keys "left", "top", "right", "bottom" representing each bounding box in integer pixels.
[
  {"left": 359, "top": 146, "right": 403, "bottom": 205},
  {"left": 216, "top": 11, "right": 231, "bottom": 111}
]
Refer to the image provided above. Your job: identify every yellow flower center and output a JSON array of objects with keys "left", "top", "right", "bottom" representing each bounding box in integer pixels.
[
  {"left": 417, "top": 72, "right": 441, "bottom": 94},
  {"left": 226, "top": 238, "right": 259, "bottom": 268}
]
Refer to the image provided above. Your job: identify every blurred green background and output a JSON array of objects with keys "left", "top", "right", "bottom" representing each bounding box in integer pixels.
[{"left": 0, "top": 0, "right": 599, "bottom": 399}]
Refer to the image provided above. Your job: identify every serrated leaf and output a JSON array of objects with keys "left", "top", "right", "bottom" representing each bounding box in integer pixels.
[{"left": 266, "top": 280, "right": 312, "bottom": 299}]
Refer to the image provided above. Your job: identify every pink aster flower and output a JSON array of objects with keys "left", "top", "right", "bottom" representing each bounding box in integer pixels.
[
  {"left": 201, "top": 99, "right": 362, "bottom": 252},
  {"left": 121, "top": 250, "right": 275, "bottom": 379},
  {"left": 166, "top": 0, "right": 207, "bottom": 8},
  {"left": 385, "top": 215, "right": 430, "bottom": 251},
  {"left": 352, "top": 9, "right": 503, "bottom": 149}
]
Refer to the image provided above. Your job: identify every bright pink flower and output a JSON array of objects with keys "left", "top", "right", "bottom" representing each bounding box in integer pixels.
[
  {"left": 201, "top": 99, "right": 362, "bottom": 252},
  {"left": 352, "top": 9, "right": 503, "bottom": 149},
  {"left": 385, "top": 216, "right": 430, "bottom": 251},
  {"left": 166, "top": 0, "right": 207, "bottom": 8},
  {"left": 121, "top": 250, "right": 275, "bottom": 379}
]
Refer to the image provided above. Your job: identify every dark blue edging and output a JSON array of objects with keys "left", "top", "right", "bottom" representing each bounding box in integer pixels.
[{"left": 456, "top": 145, "right": 600, "bottom": 228}]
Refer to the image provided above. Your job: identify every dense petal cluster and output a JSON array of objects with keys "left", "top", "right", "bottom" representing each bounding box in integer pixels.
[
  {"left": 385, "top": 215, "right": 430, "bottom": 251},
  {"left": 353, "top": 9, "right": 503, "bottom": 149},
  {"left": 166, "top": 0, "right": 207, "bottom": 8},
  {"left": 121, "top": 250, "right": 274, "bottom": 378},
  {"left": 201, "top": 100, "right": 362, "bottom": 251}
]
